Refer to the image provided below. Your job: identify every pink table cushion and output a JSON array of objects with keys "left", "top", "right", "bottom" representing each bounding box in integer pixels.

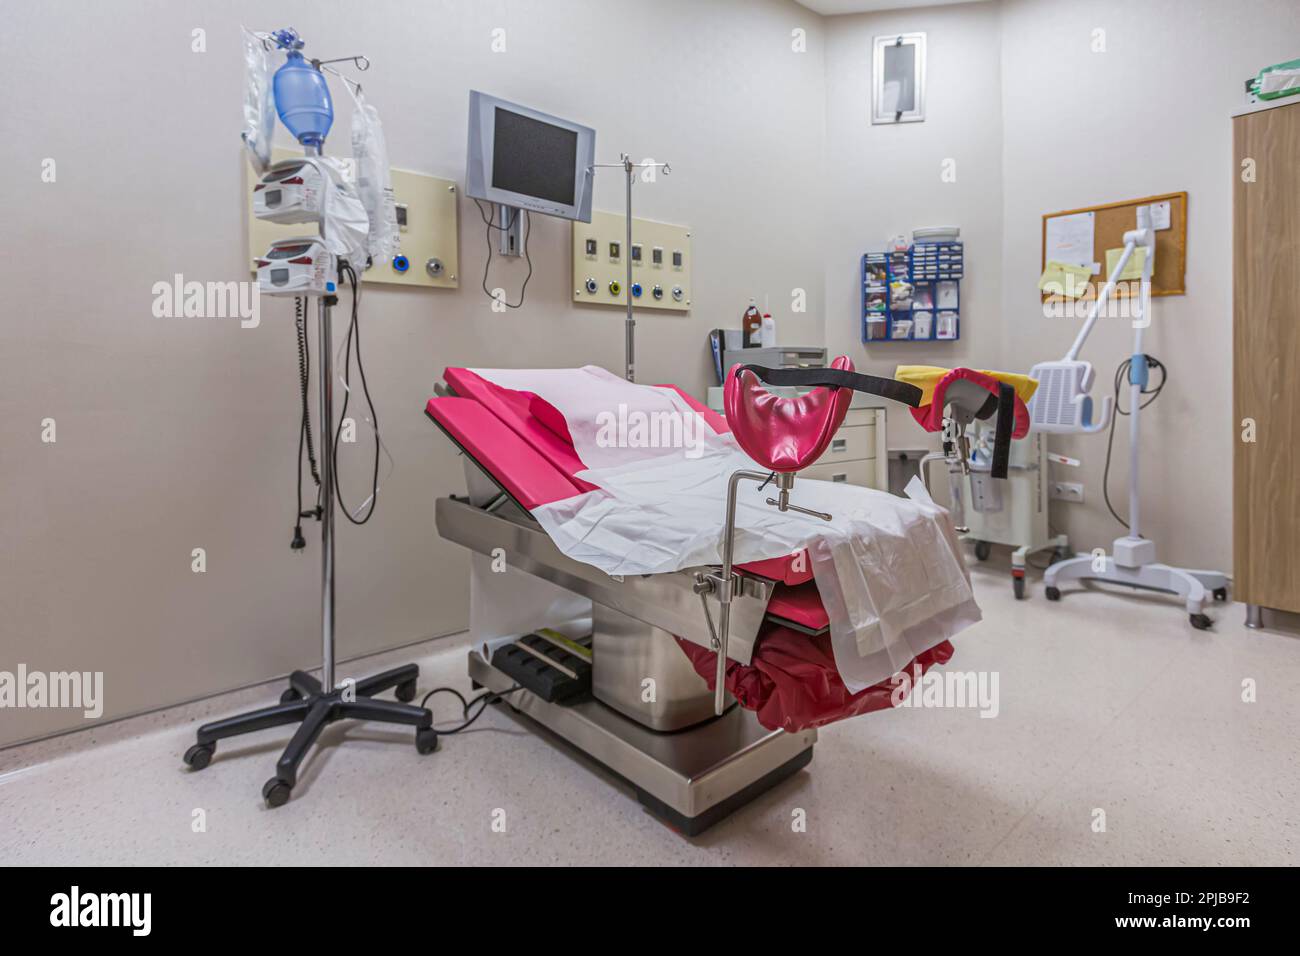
[
  {"left": 764, "top": 580, "right": 829, "bottom": 632},
  {"left": 443, "top": 368, "right": 598, "bottom": 495},
  {"left": 426, "top": 396, "right": 579, "bottom": 511},
  {"left": 439, "top": 367, "right": 812, "bottom": 585}
]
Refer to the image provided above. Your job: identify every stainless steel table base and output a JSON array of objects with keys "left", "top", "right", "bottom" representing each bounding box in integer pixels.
[{"left": 469, "top": 651, "right": 815, "bottom": 836}]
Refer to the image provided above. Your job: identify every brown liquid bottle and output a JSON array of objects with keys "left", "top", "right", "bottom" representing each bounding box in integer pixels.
[{"left": 741, "top": 303, "right": 763, "bottom": 348}]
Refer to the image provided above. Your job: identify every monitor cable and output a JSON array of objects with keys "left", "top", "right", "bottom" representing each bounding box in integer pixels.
[{"left": 473, "top": 199, "right": 533, "bottom": 309}]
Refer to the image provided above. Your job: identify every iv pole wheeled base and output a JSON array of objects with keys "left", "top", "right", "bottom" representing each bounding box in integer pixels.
[{"left": 184, "top": 664, "right": 438, "bottom": 807}]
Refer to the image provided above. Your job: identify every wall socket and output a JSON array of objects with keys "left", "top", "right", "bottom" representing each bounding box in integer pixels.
[{"left": 1051, "top": 481, "right": 1085, "bottom": 503}]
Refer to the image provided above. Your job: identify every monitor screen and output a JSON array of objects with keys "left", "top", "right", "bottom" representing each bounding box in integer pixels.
[{"left": 490, "top": 107, "right": 578, "bottom": 207}]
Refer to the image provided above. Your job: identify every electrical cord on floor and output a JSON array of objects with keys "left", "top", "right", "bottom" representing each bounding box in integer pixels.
[
  {"left": 419, "top": 684, "right": 523, "bottom": 735},
  {"left": 1102, "top": 353, "right": 1167, "bottom": 531},
  {"left": 292, "top": 297, "right": 322, "bottom": 551},
  {"left": 474, "top": 199, "right": 533, "bottom": 308},
  {"left": 332, "top": 262, "right": 382, "bottom": 525}
]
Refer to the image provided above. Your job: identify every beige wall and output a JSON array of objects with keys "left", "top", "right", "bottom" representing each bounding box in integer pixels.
[
  {"left": 822, "top": 0, "right": 1004, "bottom": 450},
  {"left": 0, "top": 0, "right": 827, "bottom": 745},
  {"left": 998, "top": 0, "right": 1299, "bottom": 572},
  {"left": 3, "top": 0, "right": 1291, "bottom": 746}
]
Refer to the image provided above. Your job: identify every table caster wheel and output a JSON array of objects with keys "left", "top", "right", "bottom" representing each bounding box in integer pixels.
[
  {"left": 183, "top": 743, "right": 214, "bottom": 770},
  {"left": 1189, "top": 613, "right": 1213, "bottom": 630},
  {"left": 1013, "top": 576, "right": 1026, "bottom": 600},
  {"left": 395, "top": 679, "right": 417, "bottom": 703},
  {"left": 280, "top": 688, "right": 302, "bottom": 704},
  {"left": 1045, "top": 586, "right": 1061, "bottom": 602},
  {"left": 974, "top": 540, "right": 991, "bottom": 562},
  {"left": 1212, "top": 587, "right": 1228, "bottom": 602},
  {"left": 416, "top": 728, "right": 439, "bottom": 755},
  {"left": 262, "top": 777, "right": 292, "bottom": 808}
]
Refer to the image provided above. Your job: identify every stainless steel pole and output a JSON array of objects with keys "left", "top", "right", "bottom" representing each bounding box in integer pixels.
[
  {"left": 317, "top": 294, "right": 335, "bottom": 693},
  {"left": 312, "top": 140, "right": 335, "bottom": 694},
  {"left": 624, "top": 157, "right": 635, "bottom": 382}
]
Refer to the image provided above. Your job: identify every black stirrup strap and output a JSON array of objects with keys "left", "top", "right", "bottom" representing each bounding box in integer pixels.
[
  {"left": 736, "top": 364, "right": 923, "bottom": 408},
  {"left": 989, "top": 382, "right": 1015, "bottom": 480}
]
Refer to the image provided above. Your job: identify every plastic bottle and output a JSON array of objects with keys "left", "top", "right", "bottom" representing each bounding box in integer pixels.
[{"left": 760, "top": 312, "right": 776, "bottom": 348}]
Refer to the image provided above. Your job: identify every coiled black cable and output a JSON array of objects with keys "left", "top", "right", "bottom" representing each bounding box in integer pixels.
[
  {"left": 1102, "top": 353, "right": 1167, "bottom": 531},
  {"left": 292, "top": 298, "right": 322, "bottom": 549},
  {"left": 332, "top": 262, "right": 381, "bottom": 525},
  {"left": 419, "top": 684, "right": 523, "bottom": 735}
]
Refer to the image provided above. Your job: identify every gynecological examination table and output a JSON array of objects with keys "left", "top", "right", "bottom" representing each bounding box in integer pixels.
[{"left": 424, "top": 361, "right": 1021, "bottom": 833}]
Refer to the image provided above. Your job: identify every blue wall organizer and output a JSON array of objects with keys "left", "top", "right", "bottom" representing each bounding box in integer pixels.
[{"left": 862, "top": 240, "right": 964, "bottom": 343}]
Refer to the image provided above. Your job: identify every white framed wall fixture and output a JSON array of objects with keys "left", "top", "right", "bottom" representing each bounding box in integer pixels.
[{"left": 872, "top": 33, "right": 926, "bottom": 125}]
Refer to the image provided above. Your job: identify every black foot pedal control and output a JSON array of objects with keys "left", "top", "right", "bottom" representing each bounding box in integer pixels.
[{"left": 491, "top": 629, "right": 593, "bottom": 703}]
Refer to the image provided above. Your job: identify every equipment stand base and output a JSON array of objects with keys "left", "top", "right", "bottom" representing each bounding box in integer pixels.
[
  {"left": 1044, "top": 554, "right": 1229, "bottom": 629},
  {"left": 184, "top": 664, "right": 436, "bottom": 807}
]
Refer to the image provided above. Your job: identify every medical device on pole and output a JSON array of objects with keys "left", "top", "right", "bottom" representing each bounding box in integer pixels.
[
  {"left": 1037, "top": 206, "right": 1229, "bottom": 629},
  {"left": 184, "top": 28, "right": 438, "bottom": 808}
]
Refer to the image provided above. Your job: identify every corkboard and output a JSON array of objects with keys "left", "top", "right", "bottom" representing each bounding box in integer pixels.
[{"left": 1041, "top": 191, "right": 1187, "bottom": 303}]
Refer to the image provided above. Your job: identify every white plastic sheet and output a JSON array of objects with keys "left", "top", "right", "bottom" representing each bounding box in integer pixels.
[
  {"left": 240, "top": 27, "right": 275, "bottom": 174},
  {"left": 470, "top": 367, "right": 980, "bottom": 691}
]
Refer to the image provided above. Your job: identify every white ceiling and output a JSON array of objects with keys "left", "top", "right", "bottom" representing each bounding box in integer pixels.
[{"left": 793, "top": 0, "right": 988, "bottom": 15}]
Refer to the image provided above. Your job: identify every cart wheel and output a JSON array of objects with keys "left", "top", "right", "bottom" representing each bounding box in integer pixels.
[
  {"left": 1013, "top": 576, "right": 1026, "bottom": 600},
  {"left": 1189, "top": 612, "right": 1213, "bottom": 630},
  {"left": 1045, "top": 586, "right": 1061, "bottom": 602},
  {"left": 183, "top": 743, "right": 214, "bottom": 770},
  {"left": 1212, "top": 587, "right": 1228, "bottom": 602},
  {"left": 262, "top": 777, "right": 292, "bottom": 808},
  {"left": 974, "top": 540, "right": 991, "bottom": 562}
]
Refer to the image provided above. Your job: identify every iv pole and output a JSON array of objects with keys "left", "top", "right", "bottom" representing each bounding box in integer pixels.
[
  {"left": 186, "top": 37, "right": 438, "bottom": 808},
  {"left": 589, "top": 155, "right": 670, "bottom": 382}
]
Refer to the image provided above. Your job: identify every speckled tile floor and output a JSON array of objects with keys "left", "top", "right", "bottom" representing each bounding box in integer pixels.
[{"left": 2, "top": 561, "right": 1298, "bottom": 866}]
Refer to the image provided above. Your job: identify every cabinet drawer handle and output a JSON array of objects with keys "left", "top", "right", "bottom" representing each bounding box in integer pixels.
[
  {"left": 831, "top": 438, "right": 848, "bottom": 453},
  {"left": 831, "top": 473, "right": 847, "bottom": 482}
]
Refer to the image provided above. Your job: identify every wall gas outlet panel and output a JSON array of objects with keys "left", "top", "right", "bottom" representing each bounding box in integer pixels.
[
  {"left": 247, "top": 147, "right": 459, "bottom": 290},
  {"left": 572, "top": 211, "right": 691, "bottom": 312}
]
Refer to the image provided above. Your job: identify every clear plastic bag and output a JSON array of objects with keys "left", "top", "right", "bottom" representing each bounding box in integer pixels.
[
  {"left": 347, "top": 85, "right": 399, "bottom": 266},
  {"left": 240, "top": 27, "right": 275, "bottom": 173}
]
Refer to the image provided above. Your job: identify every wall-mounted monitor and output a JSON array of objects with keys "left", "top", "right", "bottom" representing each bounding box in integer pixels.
[{"left": 466, "top": 90, "right": 596, "bottom": 223}]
